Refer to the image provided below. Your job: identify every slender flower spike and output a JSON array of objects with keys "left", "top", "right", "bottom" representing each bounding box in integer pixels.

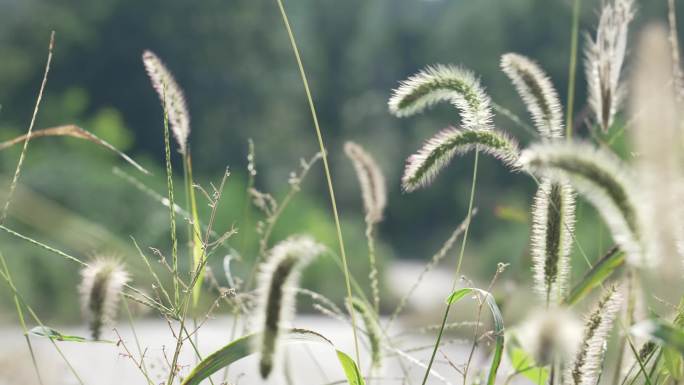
[
  {"left": 348, "top": 297, "right": 383, "bottom": 369},
  {"left": 565, "top": 286, "right": 623, "bottom": 385},
  {"left": 142, "top": 50, "right": 190, "bottom": 154},
  {"left": 388, "top": 64, "right": 494, "bottom": 131},
  {"left": 402, "top": 126, "right": 520, "bottom": 192},
  {"left": 584, "top": 0, "right": 635, "bottom": 132},
  {"left": 344, "top": 141, "right": 387, "bottom": 224},
  {"left": 531, "top": 179, "right": 575, "bottom": 303},
  {"left": 254, "top": 236, "right": 325, "bottom": 378},
  {"left": 520, "top": 141, "right": 647, "bottom": 266},
  {"left": 500, "top": 53, "right": 564, "bottom": 139},
  {"left": 78, "top": 258, "right": 130, "bottom": 340}
]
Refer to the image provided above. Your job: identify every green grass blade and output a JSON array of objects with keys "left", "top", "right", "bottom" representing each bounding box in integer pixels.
[
  {"left": 564, "top": 245, "right": 624, "bottom": 306},
  {"left": 181, "top": 329, "right": 365, "bottom": 385},
  {"left": 187, "top": 156, "right": 204, "bottom": 307},
  {"left": 446, "top": 288, "right": 504, "bottom": 385},
  {"left": 28, "top": 326, "right": 90, "bottom": 343}
]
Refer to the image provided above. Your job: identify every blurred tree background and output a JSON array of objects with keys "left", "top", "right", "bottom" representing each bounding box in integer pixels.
[{"left": 0, "top": 0, "right": 679, "bottom": 322}]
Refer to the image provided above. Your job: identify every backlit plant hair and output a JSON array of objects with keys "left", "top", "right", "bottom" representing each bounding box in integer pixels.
[
  {"left": 253, "top": 235, "right": 325, "bottom": 378},
  {"left": 531, "top": 179, "right": 575, "bottom": 304},
  {"left": 78, "top": 258, "right": 130, "bottom": 340},
  {"left": 402, "top": 127, "right": 520, "bottom": 192},
  {"left": 142, "top": 50, "right": 190, "bottom": 154},
  {"left": 520, "top": 141, "right": 646, "bottom": 265},
  {"left": 500, "top": 53, "right": 564, "bottom": 138},
  {"left": 344, "top": 141, "right": 387, "bottom": 224},
  {"left": 565, "top": 286, "right": 623, "bottom": 385},
  {"left": 584, "top": 0, "right": 635, "bottom": 132},
  {"left": 388, "top": 64, "right": 493, "bottom": 131},
  {"left": 348, "top": 297, "right": 382, "bottom": 369}
]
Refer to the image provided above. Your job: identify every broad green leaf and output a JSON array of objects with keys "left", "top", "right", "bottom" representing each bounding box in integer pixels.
[
  {"left": 446, "top": 288, "right": 504, "bottom": 385},
  {"left": 28, "top": 326, "right": 89, "bottom": 342},
  {"left": 564, "top": 246, "right": 624, "bottom": 306},
  {"left": 181, "top": 329, "right": 365, "bottom": 385},
  {"left": 509, "top": 346, "right": 549, "bottom": 384},
  {"left": 632, "top": 320, "right": 684, "bottom": 355},
  {"left": 663, "top": 347, "right": 683, "bottom": 380}
]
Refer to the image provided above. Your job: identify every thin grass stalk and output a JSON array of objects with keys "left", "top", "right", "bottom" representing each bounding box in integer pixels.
[
  {"left": 566, "top": 0, "right": 582, "bottom": 139},
  {"left": 273, "top": 0, "right": 361, "bottom": 364},
  {"left": 420, "top": 150, "right": 480, "bottom": 385},
  {"left": 668, "top": 0, "right": 684, "bottom": 100},
  {"left": 0, "top": 254, "right": 44, "bottom": 385},
  {"left": 1, "top": 31, "right": 55, "bottom": 223},
  {"left": 121, "top": 297, "right": 155, "bottom": 385}
]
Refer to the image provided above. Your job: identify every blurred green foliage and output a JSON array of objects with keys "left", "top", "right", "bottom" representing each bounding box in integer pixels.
[{"left": 0, "top": 0, "right": 680, "bottom": 322}]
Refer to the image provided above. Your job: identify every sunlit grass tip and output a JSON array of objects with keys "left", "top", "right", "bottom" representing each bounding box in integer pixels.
[
  {"left": 402, "top": 126, "right": 520, "bottom": 192},
  {"left": 388, "top": 64, "right": 493, "bottom": 131},
  {"left": 253, "top": 235, "right": 326, "bottom": 378},
  {"left": 584, "top": 0, "right": 635, "bottom": 132},
  {"left": 344, "top": 141, "right": 387, "bottom": 224},
  {"left": 531, "top": 179, "right": 575, "bottom": 303},
  {"left": 500, "top": 53, "right": 564, "bottom": 138},
  {"left": 142, "top": 50, "right": 190, "bottom": 154},
  {"left": 78, "top": 258, "right": 130, "bottom": 340},
  {"left": 519, "top": 141, "right": 648, "bottom": 266},
  {"left": 564, "top": 285, "right": 623, "bottom": 385}
]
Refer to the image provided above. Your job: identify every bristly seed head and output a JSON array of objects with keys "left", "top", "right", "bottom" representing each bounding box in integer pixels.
[
  {"left": 518, "top": 307, "right": 583, "bottom": 366},
  {"left": 344, "top": 141, "right": 387, "bottom": 225},
  {"left": 565, "top": 286, "right": 623, "bottom": 385},
  {"left": 142, "top": 50, "right": 191, "bottom": 154},
  {"left": 78, "top": 258, "right": 130, "bottom": 340},
  {"left": 347, "top": 297, "right": 383, "bottom": 369},
  {"left": 520, "top": 141, "right": 649, "bottom": 266},
  {"left": 253, "top": 235, "right": 325, "bottom": 378},
  {"left": 584, "top": 0, "right": 635, "bottom": 132},
  {"left": 531, "top": 179, "right": 575, "bottom": 304},
  {"left": 501, "top": 53, "right": 564, "bottom": 139},
  {"left": 388, "top": 64, "right": 493, "bottom": 131},
  {"left": 402, "top": 127, "right": 520, "bottom": 192}
]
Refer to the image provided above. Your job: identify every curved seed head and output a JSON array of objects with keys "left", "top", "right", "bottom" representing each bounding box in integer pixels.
[
  {"left": 344, "top": 141, "right": 387, "bottom": 224},
  {"left": 402, "top": 127, "right": 520, "bottom": 192},
  {"left": 78, "top": 258, "right": 130, "bottom": 340},
  {"left": 388, "top": 64, "right": 493, "bottom": 131}
]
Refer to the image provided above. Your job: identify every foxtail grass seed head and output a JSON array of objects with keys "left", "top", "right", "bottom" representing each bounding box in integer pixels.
[
  {"left": 388, "top": 64, "right": 493, "bottom": 131},
  {"left": 518, "top": 307, "right": 583, "bottom": 366},
  {"left": 347, "top": 297, "right": 382, "bottom": 369},
  {"left": 630, "top": 24, "right": 684, "bottom": 271},
  {"left": 253, "top": 236, "right": 325, "bottom": 378},
  {"left": 500, "top": 53, "right": 564, "bottom": 138},
  {"left": 344, "top": 141, "right": 387, "bottom": 224},
  {"left": 584, "top": 0, "right": 635, "bottom": 132},
  {"left": 78, "top": 258, "right": 130, "bottom": 340},
  {"left": 531, "top": 179, "right": 575, "bottom": 303},
  {"left": 565, "top": 286, "right": 623, "bottom": 385},
  {"left": 142, "top": 50, "right": 190, "bottom": 154},
  {"left": 402, "top": 127, "right": 520, "bottom": 192},
  {"left": 520, "top": 142, "right": 648, "bottom": 266}
]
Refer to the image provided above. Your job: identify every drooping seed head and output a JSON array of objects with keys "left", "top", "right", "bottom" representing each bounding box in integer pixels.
[
  {"left": 388, "top": 64, "right": 493, "bottom": 131},
  {"left": 531, "top": 179, "right": 576, "bottom": 304},
  {"left": 520, "top": 141, "right": 648, "bottom": 266},
  {"left": 630, "top": 24, "right": 684, "bottom": 272},
  {"left": 565, "top": 286, "right": 623, "bottom": 385},
  {"left": 500, "top": 53, "right": 564, "bottom": 139},
  {"left": 518, "top": 307, "right": 583, "bottom": 366},
  {"left": 402, "top": 127, "right": 520, "bottom": 192},
  {"left": 584, "top": 0, "right": 635, "bottom": 132},
  {"left": 253, "top": 235, "right": 325, "bottom": 378},
  {"left": 78, "top": 258, "right": 130, "bottom": 340},
  {"left": 344, "top": 141, "right": 387, "bottom": 224},
  {"left": 142, "top": 50, "right": 190, "bottom": 154}
]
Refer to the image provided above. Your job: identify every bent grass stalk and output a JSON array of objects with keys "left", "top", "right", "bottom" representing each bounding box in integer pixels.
[{"left": 274, "top": 0, "right": 361, "bottom": 365}]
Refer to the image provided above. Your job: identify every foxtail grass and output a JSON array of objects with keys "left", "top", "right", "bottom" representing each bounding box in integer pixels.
[
  {"left": 79, "top": 258, "right": 130, "bottom": 340},
  {"left": 389, "top": 64, "right": 493, "bottom": 131},
  {"left": 253, "top": 235, "right": 325, "bottom": 378}
]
